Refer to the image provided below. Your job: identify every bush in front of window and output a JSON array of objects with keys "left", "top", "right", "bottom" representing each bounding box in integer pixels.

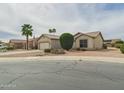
[{"left": 60, "top": 33, "right": 74, "bottom": 51}]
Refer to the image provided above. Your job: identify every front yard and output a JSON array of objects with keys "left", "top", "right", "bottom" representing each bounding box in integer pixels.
[
  {"left": 0, "top": 47, "right": 124, "bottom": 58},
  {"left": 0, "top": 50, "right": 44, "bottom": 57},
  {"left": 64, "top": 47, "right": 124, "bottom": 58}
]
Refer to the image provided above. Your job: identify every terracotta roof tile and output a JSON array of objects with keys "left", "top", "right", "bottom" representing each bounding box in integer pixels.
[
  {"left": 74, "top": 31, "right": 101, "bottom": 38},
  {"left": 40, "top": 34, "right": 60, "bottom": 39},
  {"left": 85, "top": 31, "right": 101, "bottom": 37}
]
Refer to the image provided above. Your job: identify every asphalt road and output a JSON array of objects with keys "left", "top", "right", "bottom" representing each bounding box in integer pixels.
[{"left": 0, "top": 59, "right": 124, "bottom": 90}]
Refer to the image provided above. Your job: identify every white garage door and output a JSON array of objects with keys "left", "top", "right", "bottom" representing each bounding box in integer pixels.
[{"left": 39, "top": 43, "right": 50, "bottom": 50}]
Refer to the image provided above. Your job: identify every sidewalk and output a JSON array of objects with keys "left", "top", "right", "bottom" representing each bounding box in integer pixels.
[{"left": 0, "top": 56, "right": 124, "bottom": 63}]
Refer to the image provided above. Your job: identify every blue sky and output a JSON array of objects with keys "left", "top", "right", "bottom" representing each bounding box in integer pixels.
[
  {"left": 0, "top": 3, "right": 124, "bottom": 42},
  {"left": 103, "top": 3, "right": 124, "bottom": 10}
]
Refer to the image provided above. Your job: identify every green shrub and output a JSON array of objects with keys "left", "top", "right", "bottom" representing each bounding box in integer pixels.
[
  {"left": 111, "top": 43, "right": 115, "bottom": 47},
  {"left": 103, "top": 44, "right": 107, "bottom": 49},
  {"left": 6, "top": 46, "right": 14, "bottom": 50},
  {"left": 44, "top": 49, "right": 51, "bottom": 53},
  {"left": 0, "top": 47, "right": 7, "bottom": 52},
  {"left": 114, "top": 44, "right": 123, "bottom": 48},
  {"left": 115, "top": 40, "right": 124, "bottom": 44},
  {"left": 80, "top": 49, "right": 86, "bottom": 51},
  {"left": 76, "top": 48, "right": 80, "bottom": 51},
  {"left": 120, "top": 44, "right": 124, "bottom": 54},
  {"left": 76, "top": 48, "right": 86, "bottom": 51},
  {"left": 51, "top": 49, "right": 65, "bottom": 54},
  {"left": 60, "top": 33, "right": 74, "bottom": 51}
]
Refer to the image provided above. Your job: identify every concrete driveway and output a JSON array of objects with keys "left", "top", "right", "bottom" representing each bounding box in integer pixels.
[{"left": 0, "top": 58, "right": 124, "bottom": 90}]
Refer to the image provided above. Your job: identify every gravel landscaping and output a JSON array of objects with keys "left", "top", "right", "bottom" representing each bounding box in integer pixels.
[
  {"left": 0, "top": 47, "right": 124, "bottom": 58},
  {"left": 64, "top": 47, "right": 124, "bottom": 58}
]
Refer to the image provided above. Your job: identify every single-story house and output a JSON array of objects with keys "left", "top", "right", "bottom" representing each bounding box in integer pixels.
[
  {"left": 37, "top": 34, "right": 61, "bottom": 50},
  {"left": 9, "top": 39, "right": 26, "bottom": 49},
  {"left": 9, "top": 31, "right": 104, "bottom": 50},
  {"left": 9, "top": 36, "right": 38, "bottom": 49},
  {"left": 73, "top": 31, "right": 104, "bottom": 50},
  {"left": 104, "top": 39, "right": 122, "bottom": 47}
]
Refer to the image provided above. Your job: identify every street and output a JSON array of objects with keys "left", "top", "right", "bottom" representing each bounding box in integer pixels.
[{"left": 0, "top": 58, "right": 124, "bottom": 90}]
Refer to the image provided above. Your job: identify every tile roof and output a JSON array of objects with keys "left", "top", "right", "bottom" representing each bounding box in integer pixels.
[
  {"left": 40, "top": 34, "right": 60, "bottom": 39},
  {"left": 9, "top": 39, "right": 33, "bottom": 43},
  {"left": 74, "top": 31, "right": 101, "bottom": 38},
  {"left": 85, "top": 31, "right": 101, "bottom": 38},
  {"left": 10, "top": 39, "right": 26, "bottom": 43},
  {"left": 74, "top": 31, "right": 104, "bottom": 40}
]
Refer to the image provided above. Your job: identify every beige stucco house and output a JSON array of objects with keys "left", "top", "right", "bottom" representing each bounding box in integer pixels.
[
  {"left": 9, "top": 36, "right": 38, "bottom": 49},
  {"left": 37, "top": 34, "right": 61, "bottom": 50},
  {"left": 73, "top": 31, "right": 104, "bottom": 50},
  {"left": 9, "top": 31, "right": 104, "bottom": 50}
]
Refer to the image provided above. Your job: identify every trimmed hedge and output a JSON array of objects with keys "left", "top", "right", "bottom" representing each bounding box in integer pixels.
[{"left": 60, "top": 33, "right": 74, "bottom": 51}]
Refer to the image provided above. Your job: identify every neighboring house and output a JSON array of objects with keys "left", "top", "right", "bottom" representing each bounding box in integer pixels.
[
  {"left": 73, "top": 31, "right": 104, "bottom": 50},
  {"left": 37, "top": 34, "right": 61, "bottom": 50},
  {"left": 9, "top": 39, "right": 27, "bottom": 49},
  {"left": 0, "top": 44, "right": 7, "bottom": 49},
  {"left": 104, "top": 39, "right": 122, "bottom": 47},
  {"left": 9, "top": 37, "right": 38, "bottom": 49},
  {"left": 0, "top": 41, "right": 8, "bottom": 49}
]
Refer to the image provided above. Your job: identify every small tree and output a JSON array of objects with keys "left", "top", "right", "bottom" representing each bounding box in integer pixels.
[
  {"left": 120, "top": 44, "right": 124, "bottom": 54},
  {"left": 49, "top": 28, "right": 56, "bottom": 33},
  {"left": 60, "top": 33, "right": 74, "bottom": 51}
]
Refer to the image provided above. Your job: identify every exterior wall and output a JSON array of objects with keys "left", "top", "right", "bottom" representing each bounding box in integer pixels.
[
  {"left": 9, "top": 40, "right": 36, "bottom": 49},
  {"left": 72, "top": 41, "right": 75, "bottom": 49},
  {"left": 74, "top": 35, "right": 94, "bottom": 50},
  {"left": 94, "top": 34, "right": 103, "bottom": 49},
  {"left": 37, "top": 36, "right": 51, "bottom": 49},
  {"left": 51, "top": 39, "right": 61, "bottom": 49},
  {"left": 32, "top": 38, "right": 38, "bottom": 49},
  {"left": 9, "top": 42, "right": 26, "bottom": 49},
  {"left": 28, "top": 41, "right": 33, "bottom": 49}
]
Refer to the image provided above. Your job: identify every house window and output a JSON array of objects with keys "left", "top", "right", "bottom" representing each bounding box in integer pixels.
[{"left": 80, "top": 39, "right": 88, "bottom": 48}]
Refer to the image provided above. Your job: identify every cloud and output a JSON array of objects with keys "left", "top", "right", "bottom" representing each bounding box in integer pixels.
[{"left": 0, "top": 3, "right": 124, "bottom": 42}]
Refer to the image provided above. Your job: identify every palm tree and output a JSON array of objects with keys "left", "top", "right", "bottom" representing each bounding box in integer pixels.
[
  {"left": 49, "top": 28, "right": 56, "bottom": 33},
  {"left": 21, "top": 24, "right": 33, "bottom": 50}
]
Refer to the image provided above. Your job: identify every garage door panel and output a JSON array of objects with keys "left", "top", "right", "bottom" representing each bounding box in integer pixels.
[{"left": 39, "top": 43, "right": 50, "bottom": 50}]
